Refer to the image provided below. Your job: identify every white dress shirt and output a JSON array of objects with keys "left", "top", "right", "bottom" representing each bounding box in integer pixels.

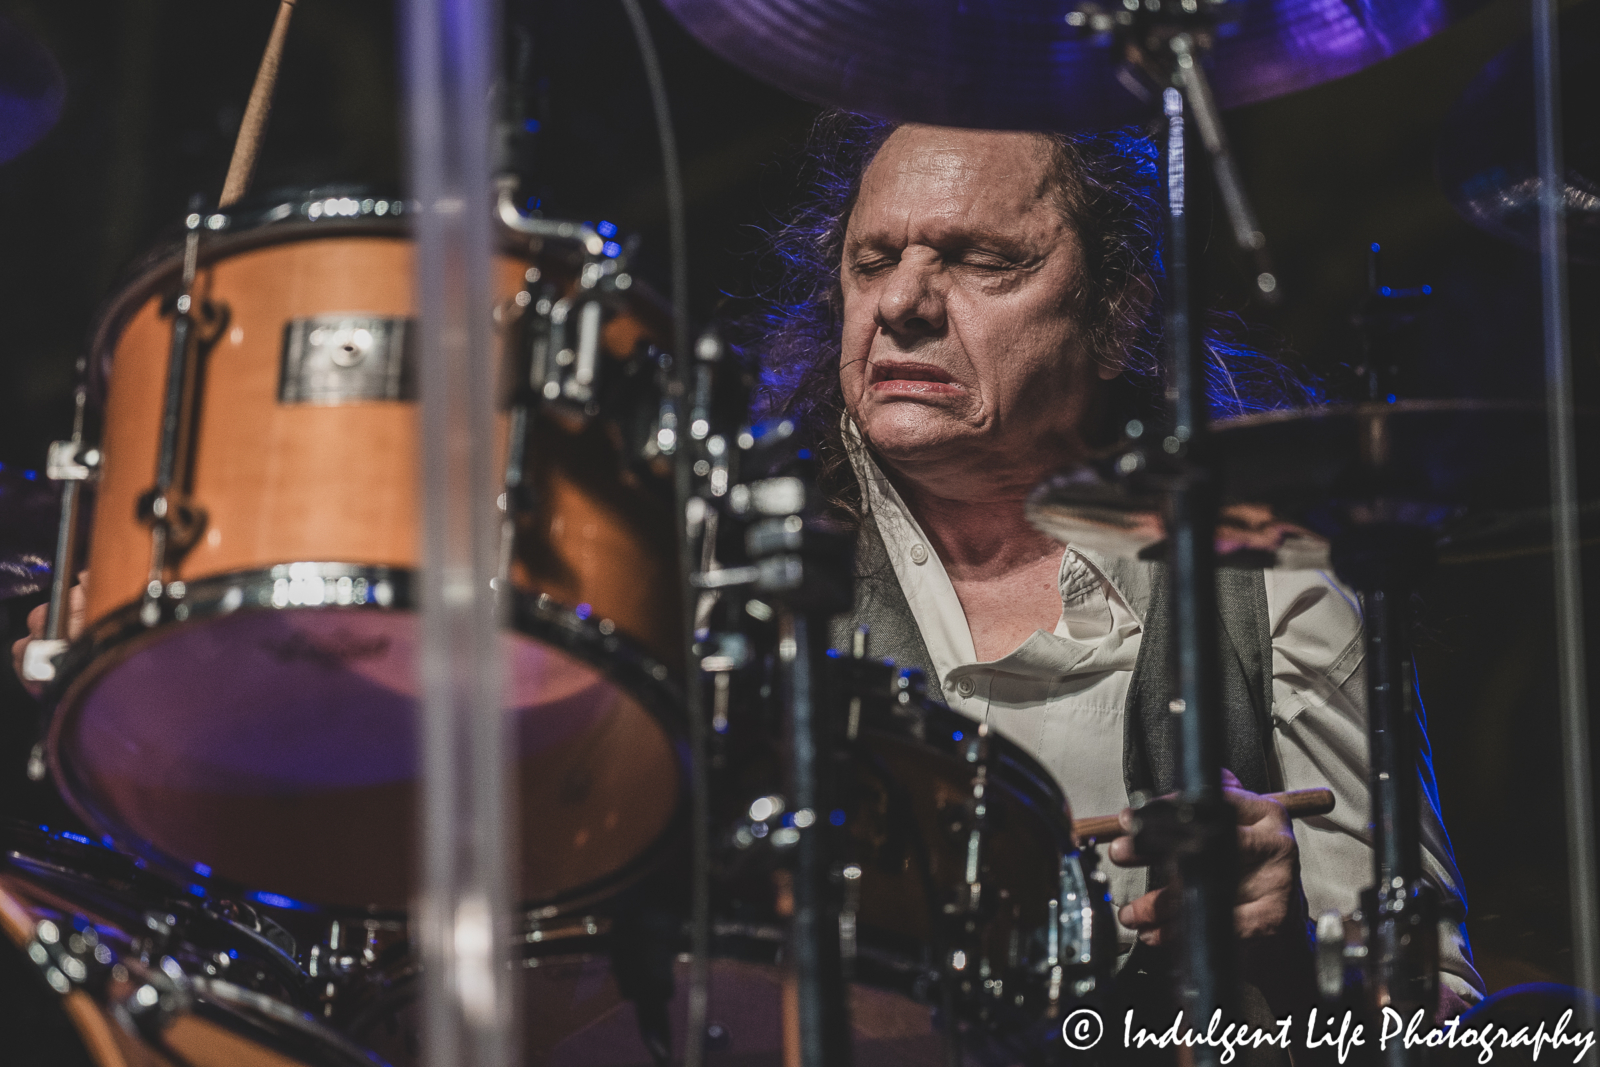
[{"left": 850, "top": 440, "right": 1484, "bottom": 1000}]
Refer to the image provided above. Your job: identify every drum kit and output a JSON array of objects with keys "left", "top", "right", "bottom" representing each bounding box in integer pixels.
[{"left": 0, "top": 1, "right": 1595, "bottom": 1066}]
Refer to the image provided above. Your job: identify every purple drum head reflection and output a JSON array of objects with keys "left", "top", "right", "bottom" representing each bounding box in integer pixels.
[{"left": 54, "top": 605, "right": 681, "bottom": 910}]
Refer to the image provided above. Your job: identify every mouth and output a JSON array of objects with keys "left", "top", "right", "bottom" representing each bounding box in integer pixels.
[{"left": 868, "top": 360, "right": 962, "bottom": 396}]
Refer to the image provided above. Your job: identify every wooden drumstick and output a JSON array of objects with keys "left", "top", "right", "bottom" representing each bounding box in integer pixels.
[
  {"left": 219, "top": 0, "right": 298, "bottom": 208},
  {"left": 1072, "top": 787, "right": 1336, "bottom": 846}
]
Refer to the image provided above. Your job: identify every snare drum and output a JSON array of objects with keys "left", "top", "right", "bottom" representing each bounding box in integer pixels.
[{"left": 47, "top": 190, "right": 685, "bottom": 911}]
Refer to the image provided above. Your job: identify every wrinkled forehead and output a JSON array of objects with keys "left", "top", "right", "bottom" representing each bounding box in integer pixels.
[{"left": 850, "top": 125, "right": 1063, "bottom": 237}]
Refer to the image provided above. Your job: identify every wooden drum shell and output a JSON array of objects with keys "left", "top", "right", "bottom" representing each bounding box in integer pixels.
[
  {"left": 84, "top": 226, "right": 679, "bottom": 667},
  {"left": 52, "top": 218, "right": 685, "bottom": 911}
]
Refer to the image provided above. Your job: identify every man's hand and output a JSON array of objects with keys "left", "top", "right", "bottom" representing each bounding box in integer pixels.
[
  {"left": 1216, "top": 503, "right": 1325, "bottom": 562},
  {"left": 1109, "top": 768, "right": 1303, "bottom": 945},
  {"left": 11, "top": 572, "right": 87, "bottom": 698}
]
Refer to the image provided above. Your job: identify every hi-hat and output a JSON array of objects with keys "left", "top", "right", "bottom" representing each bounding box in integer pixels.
[
  {"left": 1437, "top": 1, "right": 1600, "bottom": 262},
  {"left": 1027, "top": 400, "right": 1599, "bottom": 568},
  {"left": 0, "top": 14, "right": 65, "bottom": 165},
  {"left": 660, "top": 0, "right": 1485, "bottom": 131}
]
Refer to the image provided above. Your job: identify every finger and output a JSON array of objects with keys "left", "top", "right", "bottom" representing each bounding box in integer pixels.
[
  {"left": 1220, "top": 770, "right": 1291, "bottom": 829},
  {"left": 68, "top": 582, "right": 86, "bottom": 639},
  {"left": 1118, "top": 886, "right": 1175, "bottom": 934},
  {"left": 1235, "top": 819, "right": 1296, "bottom": 880},
  {"left": 1219, "top": 503, "right": 1276, "bottom": 529},
  {"left": 1234, "top": 894, "right": 1294, "bottom": 940},
  {"left": 26, "top": 601, "right": 46, "bottom": 640},
  {"left": 1108, "top": 808, "right": 1153, "bottom": 867},
  {"left": 1236, "top": 828, "right": 1296, "bottom": 891}
]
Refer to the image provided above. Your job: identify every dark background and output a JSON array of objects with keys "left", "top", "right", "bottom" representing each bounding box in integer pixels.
[{"left": 0, "top": 0, "right": 1596, "bottom": 995}]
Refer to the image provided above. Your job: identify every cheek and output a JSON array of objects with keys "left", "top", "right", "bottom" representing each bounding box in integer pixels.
[
  {"left": 956, "top": 298, "right": 1082, "bottom": 394},
  {"left": 838, "top": 291, "right": 877, "bottom": 387}
]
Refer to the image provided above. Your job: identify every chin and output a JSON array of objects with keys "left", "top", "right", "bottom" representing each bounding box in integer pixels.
[{"left": 855, "top": 405, "right": 970, "bottom": 465}]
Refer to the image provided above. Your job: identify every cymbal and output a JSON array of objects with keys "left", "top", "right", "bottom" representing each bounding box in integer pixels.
[
  {"left": 1437, "top": 2, "right": 1600, "bottom": 263},
  {"left": 0, "top": 13, "right": 65, "bottom": 165},
  {"left": 0, "top": 463, "right": 59, "bottom": 600},
  {"left": 659, "top": 0, "right": 1486, "bottom": 131},
  {"left": 0, "top": 553, "right": 50, "bottom": 602},
  {"left": 1027, "top": 400, "right": 1599, "bottom": 568}
]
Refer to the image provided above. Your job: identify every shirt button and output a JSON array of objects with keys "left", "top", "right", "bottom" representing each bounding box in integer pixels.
[
  {"left": 910, "top": 543, "right": 929, "bottom": 565},
  {"left": 955, "top": 677, "right": 976, "bottom": 698}
]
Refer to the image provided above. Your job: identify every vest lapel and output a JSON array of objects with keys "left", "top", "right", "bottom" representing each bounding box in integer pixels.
[
  {"left": 1123, "top": 562, "right": 1275, "bottom": 797},
  {"left": 832, "top": 513, "right": 944, "bottom": 700}
]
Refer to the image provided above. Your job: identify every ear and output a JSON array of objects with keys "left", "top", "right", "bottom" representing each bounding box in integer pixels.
[{"left": 1094, "top": 273, "right": 1156, "bottom": 380}]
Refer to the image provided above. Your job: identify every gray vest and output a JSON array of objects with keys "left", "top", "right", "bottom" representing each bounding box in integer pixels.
[{"left": 830, "top": 513, "right": 1279, "bottom": 798}]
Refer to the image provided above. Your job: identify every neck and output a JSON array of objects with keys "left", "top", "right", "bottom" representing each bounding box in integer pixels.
[{"left": 884, "top": 461, "right": 1064, "bottom": 580}]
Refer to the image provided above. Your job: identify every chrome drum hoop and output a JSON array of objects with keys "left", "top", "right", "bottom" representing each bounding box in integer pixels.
[{"left": 43, "top": 563, "right": 688, "bottom": 914}]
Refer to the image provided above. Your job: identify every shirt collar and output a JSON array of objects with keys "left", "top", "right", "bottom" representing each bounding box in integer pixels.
[{"left": 845, "top": 418, "right": 1147, "bottom": 676}]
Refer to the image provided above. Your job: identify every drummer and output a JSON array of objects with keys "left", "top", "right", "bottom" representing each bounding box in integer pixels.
[{"left": 756, "top": 114, "right": 1483, "bottom": 1014}]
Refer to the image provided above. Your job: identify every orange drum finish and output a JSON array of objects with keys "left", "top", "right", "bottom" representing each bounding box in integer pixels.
[
  {"left": 85, "top": 236, "right": 527, "bottom": 625},
  {"left": 512, "top": 414, "right": 683, "bottom": 668},
  {"left": 51, "top": 209, "right": 686, "bottom": 912}
]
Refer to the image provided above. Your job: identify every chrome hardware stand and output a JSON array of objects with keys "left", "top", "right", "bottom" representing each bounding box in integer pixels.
[
  {"left": 1149, "top": 81, "right": 1239, "bottom": 1057},
  {"left": 494, "top": 190, "right": 621, "bottom": 587},
  {"left": 1330, "top": 527, "right": 1439, "bottom": 1049},
  {"left": 776, "top": 605, "right": 853, "bottom": 1067},
  {"left": 404, "top": 0, "right": 516, "bottom": 1064},
  {"left": 1066, "top": 5, "right": 1267, "bottom": 1055},
  {"left": 22, "top": 381, "right": 99, "bottom": 684},
  {"left": 1068, "top": 1, "right": 1279, "bottom": 301},
  {"left": 691, "top": 421, "right": 856, "bottom": 1067}
]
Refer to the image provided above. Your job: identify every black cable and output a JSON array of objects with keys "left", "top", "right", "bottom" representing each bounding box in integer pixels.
[
  {"left": 618, "top": 0, "right": 690, "bottom": 366},
  {"left": 616, "top": 4, "right": 711, "bottom": 1066}
]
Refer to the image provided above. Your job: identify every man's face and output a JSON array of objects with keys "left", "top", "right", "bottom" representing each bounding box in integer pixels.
[{"left": 839, "top": 126, "right": 1111, "bottom": 492}]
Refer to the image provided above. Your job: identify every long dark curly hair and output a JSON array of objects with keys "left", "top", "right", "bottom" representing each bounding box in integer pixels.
[{"left": 747, "top": 110, "right": 1314, "bottom": 522}]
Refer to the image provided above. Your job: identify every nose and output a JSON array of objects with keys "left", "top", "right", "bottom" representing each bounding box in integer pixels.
[{"left": 874, "top": 254, "right": 946, "bottom": 339}]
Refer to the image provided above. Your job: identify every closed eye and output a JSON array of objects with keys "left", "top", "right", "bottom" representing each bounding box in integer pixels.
[
  {"left": 954, "top": 248, "right": 1023, "bottom": 270},
  {"left": 848, "top": 253, "right": 898, "bottom": 277}
]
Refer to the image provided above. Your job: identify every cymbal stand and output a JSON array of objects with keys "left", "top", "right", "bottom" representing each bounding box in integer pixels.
[
  {"left": 1148, "top": 78, "right": 1237, "bottom": 1062},
  {"left": 1065, "top": 4, "right": 1270, "bottom": 1054},
  {"left": 1068, "top": 2, "right": 1280, "bottom": 303},
  {"left": 692, "top": 419, "right": 856, "bottom": 1067},
  {"left": 1349, "top": 243, "right": 1433, "bottom": 403},
  {"left": 1328, "top": 523, "right": 1438, "bottom": 1049}
]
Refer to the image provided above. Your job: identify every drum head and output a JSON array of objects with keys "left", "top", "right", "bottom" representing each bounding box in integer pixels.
[{"left": 50, "top": 578, "right": 683, "bottom": 911}]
